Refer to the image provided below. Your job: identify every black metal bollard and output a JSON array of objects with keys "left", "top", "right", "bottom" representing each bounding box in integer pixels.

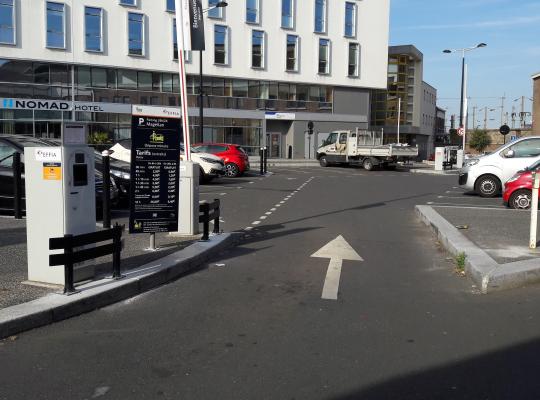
[
  {"left": 201, "top": 202, "right": 210, "bottom": 241},
  {"left": 13, "top": 152, "right": 22, "bottom": 219},
  {"left": 212, "top": 199, "right": 220, "bottom": 234},
  {"left": 102, "top": 152, "right": 111, "bottom": 229},
  {"left": 63, "top": 234, "right": 76, "bottom": 294},
  {"left": 263, "top": 147, "right": 268, "bottom": 174},
  {"left": 259, "top": 147, "right": 264, "bottom": 175},
  {"left": 112, "top": 223, "right": 122, "bottom": 279}
]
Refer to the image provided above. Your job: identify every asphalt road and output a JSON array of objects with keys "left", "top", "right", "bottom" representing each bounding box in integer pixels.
[{"left": 2, "top": 167, "right": 540, "bottom": 400}]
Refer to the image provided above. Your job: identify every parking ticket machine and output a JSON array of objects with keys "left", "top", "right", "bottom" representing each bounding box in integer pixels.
[{"left": 25, "top": 143, "right": 96, "bottom": 285}]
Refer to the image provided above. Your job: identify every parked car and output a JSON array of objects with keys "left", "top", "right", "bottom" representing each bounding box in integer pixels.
[
  {"left": 503, "top": 159, "right": 540, "bottom": 209},
  {"left": 459, "top": 136, "right": 540, "bottom": 197},
  {"left": 192, "top": 143, "right": 250, "bottom": 177},
  {"left": 109, "top": 139, "right": 225, "bottom": 183},
  {"left": 0, "top": 135, "right": 119, "bottom": 214}
]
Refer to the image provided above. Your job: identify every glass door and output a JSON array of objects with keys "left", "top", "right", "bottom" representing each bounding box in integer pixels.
[{"left": 266, "top": 133, "right": 282, "bottom": 158}]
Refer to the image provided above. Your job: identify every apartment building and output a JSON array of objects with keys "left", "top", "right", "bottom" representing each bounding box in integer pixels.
[{"left": 0, "top": 0, "right": 390, "bottom": 157}]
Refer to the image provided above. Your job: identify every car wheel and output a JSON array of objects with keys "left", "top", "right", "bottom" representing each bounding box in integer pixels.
[
  {"left": 476, "top": 175, "right": 501, "bottom": 198},
  {"left": 225, "top": 162, "right": 240, "bottom": 177},
  {"left": 509, "top": 189, "right": 532, "bottom": 209},
  {"left": 363, "top": 158, "right": 374, "bottom": 171},
  {"left": 319, "top": 156, "right": 329, "bottom": 167}
]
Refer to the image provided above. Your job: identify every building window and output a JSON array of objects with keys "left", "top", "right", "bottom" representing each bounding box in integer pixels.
[
  {"left": 208, "top": 0, "right": 223, "bottom": 19},
  {"left": 318, "top": 38, "right": 330, "bottom": 74},
  {"left": 314, "top": 0, "right": 326, "bottom": 33},
  {"left": 214, "top": 25, "right": 228, "bottom": 65},
  {"left": 166, "top": 0, "right": 175, "bottom": 12},
  {"left": 128, "top": 12, "right": 144, "bottom": 56},
  {"left": 0, "top": 0, "right": 15, "bottom": 45},
  {"left": 84, "top": 7, "right": 103, "bottom": 52},
  {"left": 46, "top": 2, "right": 65, "bottom": 49},
  {"left": 251, "top": 30, "right": 264, "bottom": 69},
  {"left": 344, "top": 2, "right": 356, "bottom": 37},
  {"left": 172, "top": 19, "right": 191, "bottom": 62},
  {"left": 246, "top": 0, "right": 259, "bottom": 24},
  {"left": 348, "top": 42, "right": 359, "bottom": 77},
  {"left": 286, "top": 34, "right": 298, "bottom": 72},
  {"left": 281, "top": 0, "right": 294, "bottom": 29},
  {"left": 120, "top": 0, "right": 137, "bottom": 6}
]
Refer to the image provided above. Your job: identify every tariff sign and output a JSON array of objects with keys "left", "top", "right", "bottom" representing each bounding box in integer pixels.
[{"left": 129, "top": 114, "right": 181, "bottom": 234}]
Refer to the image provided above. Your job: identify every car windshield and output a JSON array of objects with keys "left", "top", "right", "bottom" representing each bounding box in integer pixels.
[{"left": 179, "top": 145, "right": 199, "bottom": 153}]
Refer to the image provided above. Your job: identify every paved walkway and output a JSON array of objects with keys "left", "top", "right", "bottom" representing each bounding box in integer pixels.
[{"left": 0, "top": 212, "right": 195, "bottom": 309}]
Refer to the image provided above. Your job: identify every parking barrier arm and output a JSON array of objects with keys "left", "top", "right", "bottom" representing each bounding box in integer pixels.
[{"left": 13, "top": 152, "right": 22, "bottom": 219}]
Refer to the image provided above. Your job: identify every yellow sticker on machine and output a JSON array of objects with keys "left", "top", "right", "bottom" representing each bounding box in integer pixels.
[{"left": 43, "top": 162, "right": 61, "bottom": 180}]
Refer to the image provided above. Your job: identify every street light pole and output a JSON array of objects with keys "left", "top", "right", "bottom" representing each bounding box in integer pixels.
[
  {"left": 199, "top": 2, "right": 228, "bottom": 143},
  {"left": 443, "top": 43, "right": 487, "bottom": 151},
  {"left": 199, "top": 49, "right": 204, "bottom": 142}
]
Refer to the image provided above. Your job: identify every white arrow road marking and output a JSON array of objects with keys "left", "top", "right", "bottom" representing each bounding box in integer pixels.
[{"left": 311, "top": 235, "right": 363, "bottom": 300}]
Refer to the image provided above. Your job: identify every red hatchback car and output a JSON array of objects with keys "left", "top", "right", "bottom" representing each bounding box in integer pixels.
[
  {"left": 503, "top": 160, "right": 540, "bottom": 209},
  {"left": 192, "top": 143, "right": 250, "bottom": 177}
]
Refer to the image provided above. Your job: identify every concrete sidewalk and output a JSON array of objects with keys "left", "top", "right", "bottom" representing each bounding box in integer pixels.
[
  {"left": 0, "top": 232, "right": 240, "bottom": 339},
  {"left": 0, "top": 213, "right": 198, "bottom": 309},
  {"left": 417, "top": 205, "right": 540, "bottom": 293}
]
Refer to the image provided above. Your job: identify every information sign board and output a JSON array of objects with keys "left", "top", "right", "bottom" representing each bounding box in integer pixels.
[{"left": 129, "top": 115, "right": 180, "bottom": 233}]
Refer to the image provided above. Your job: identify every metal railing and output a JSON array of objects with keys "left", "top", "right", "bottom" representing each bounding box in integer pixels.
[
  {"left": 0, "top": 151, "right": 23, "bottom": 219},
  {"left": 49, "top": 224, "right": 124, "bottom": 294},
  {"left": 199, "top": 199, "right": 221, "bottom": 241}
]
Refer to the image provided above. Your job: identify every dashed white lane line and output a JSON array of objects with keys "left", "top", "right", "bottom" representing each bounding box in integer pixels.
[{"left": 244, "top": 176, "right": 315, "bottom": 232}]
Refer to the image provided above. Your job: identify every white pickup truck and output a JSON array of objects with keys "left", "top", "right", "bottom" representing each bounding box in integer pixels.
[{"left": 316, "top": 130, "right": 419, "bottom": 170}]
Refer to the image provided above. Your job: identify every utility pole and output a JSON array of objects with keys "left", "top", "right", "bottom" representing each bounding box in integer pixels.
[
  {"left": 511, "top": 105, "right": 516, "bottom": 128},
  {"left": 472, "top": 106, "right": 477, "bottom": 131},
  {"left": 484, "top": 107, "right": 488, "bottom": 131},
  {"left": 521, "top": 96, "right": 525, "bottom": 129},
  {"left": 500, "top": 94, "right": 505, "bottom": 126},
  {"left": 397, "top": 97, "right": 401, "bottom": 144}
]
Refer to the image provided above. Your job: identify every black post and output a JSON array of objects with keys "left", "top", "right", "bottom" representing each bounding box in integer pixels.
[
  {"left": 259, "top": 147, "right": 264, "bottom": 175},
  {"left": 199, "top": 49, "right": 204, "bottom": 143},
  {"left": 63, "top": 234, "right": 76, "bottom": 294},
  {"left": 263, "top": 148, "right": 268, "bottom": 174},
  {"left": 102, "top": 152, "right": 111, "bottom": 229},
  {"left": 201, "top": 202, "right": 210, "bottom": 241},
  {"left": 112, "top": 223, "right": 122, "bottom": 279},
  {"left": 13, "top": 152, "right": 22, "bottom": 219},
  {"left": 212, "top": 199, "right": 220, "bottom": 234}
]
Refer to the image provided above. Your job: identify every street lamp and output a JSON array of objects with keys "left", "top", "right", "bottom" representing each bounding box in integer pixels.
[
  {"left": 443, "top": 43, "right": 487, "bottom": 150},
  {"left": 199, "top": 1, "right": 228, "bottom": 142}
]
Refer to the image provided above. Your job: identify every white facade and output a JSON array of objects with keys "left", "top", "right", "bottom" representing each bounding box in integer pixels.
[{"left": 2, "top": 0, "right": 389, "bottom": 89}]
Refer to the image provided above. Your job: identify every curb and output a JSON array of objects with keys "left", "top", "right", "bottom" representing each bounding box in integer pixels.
[
  {"left": 0, "top": 232, "right": 241, "bottom": 339},
  {"left": 409, "top": 169, "right": 459, "bottom": 175},
  {"left": 416, "top": 205, "right": 540, "bottom": 293}
]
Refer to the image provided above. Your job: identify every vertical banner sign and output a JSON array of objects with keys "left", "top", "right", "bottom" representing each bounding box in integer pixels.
[
  {"left": 189, "top": 0, "right": 205, "bottom": 51},
  {"left": 175, "top": 0, "right": 193, "bottom": 160},
  {"left": 129, "top": 108, "right": 181, "bottom": 234}
]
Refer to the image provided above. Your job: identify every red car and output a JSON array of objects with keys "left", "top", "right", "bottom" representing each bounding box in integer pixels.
[
  {"left": 192, "top": 143, "right": 250, "bottom": 177},
  {"left": 503, "top": 160, "right": 540, "bottom": 209}
]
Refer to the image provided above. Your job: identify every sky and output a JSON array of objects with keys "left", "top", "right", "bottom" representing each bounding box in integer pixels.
[{"left": 389, "top": 0, "right": 540, "bottom": 129}]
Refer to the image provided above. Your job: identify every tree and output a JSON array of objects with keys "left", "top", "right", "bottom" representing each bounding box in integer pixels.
[{"left": 468, "top": 129, "right": 491, "bottom": 153}]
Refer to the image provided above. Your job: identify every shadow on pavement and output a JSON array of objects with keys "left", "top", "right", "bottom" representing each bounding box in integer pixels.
[
  {"left": 0, "top": 226, "right": 26, "bottom": 247},
  {"left": 327, "top": 337, "right": 540, "bottom": 400}
]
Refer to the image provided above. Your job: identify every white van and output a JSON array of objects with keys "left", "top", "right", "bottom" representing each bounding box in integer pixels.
[{"left": 459, "top": 136, "right": 540, "bottom": 197}]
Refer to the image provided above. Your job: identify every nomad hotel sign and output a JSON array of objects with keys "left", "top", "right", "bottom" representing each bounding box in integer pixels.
[{"left": 0, "top": 98, "right": 132, "bottom": 114}]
